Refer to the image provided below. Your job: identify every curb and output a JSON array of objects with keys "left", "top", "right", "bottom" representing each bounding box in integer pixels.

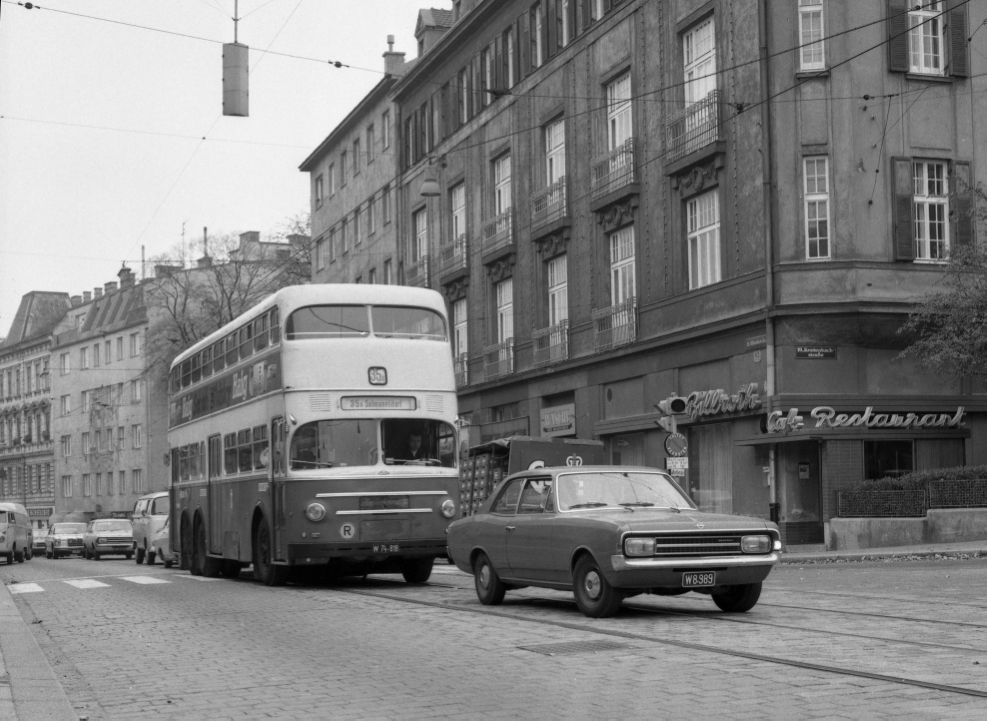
[
  {"left": 0, "top": 581, "right": 77, "bottom": 720},
  {"left": 780, "top": 548, "right": 987, "bottom": 564}
]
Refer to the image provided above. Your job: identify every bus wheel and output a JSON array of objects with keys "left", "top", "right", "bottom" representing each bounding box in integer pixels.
[
  {"left": 253, "top": 520, "right": 287, "bottom": 587},
  {"left": 400, "top": 557, "right": 433, "bottom": 584},
  {"left": 195, "top": 522, "right": 222, "bottom": 578}
]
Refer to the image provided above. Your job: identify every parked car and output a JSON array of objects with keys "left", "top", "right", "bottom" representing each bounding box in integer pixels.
[
  {"left": 83, "top": 519, "right": 134, "bottom": 560},
  {"left": 31, "top": 528, "right": 46, "bottom": 556},
  {"left": 0, "top": 502, "right": 32, "bottom": 564},
  {"left": 150, "top": 515, "right": 176, "bottom": 568},
  {"left": 447, "top": 466, "right": 782, "bottom": 618},
  {"left": 132, "top": 491, "right": 170, "bottom": 564},
  {"left": 45, "top": 523, "right": 87, "bottom": 558}
]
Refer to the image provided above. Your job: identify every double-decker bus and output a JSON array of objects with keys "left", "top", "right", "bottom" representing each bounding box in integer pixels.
[{"left": 167, "top": 285, "right": 460, "bottom": 586}]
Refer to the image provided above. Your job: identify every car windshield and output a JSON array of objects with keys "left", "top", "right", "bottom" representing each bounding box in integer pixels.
[
  {"left": 53, "top": 523, "right": 87, "bottom": 534},
  {"left": 92, "top": 521, "right": 132, "bottom": 532},
  {"left": 556, "top": 471, "right": 695, "bottom": 512}
]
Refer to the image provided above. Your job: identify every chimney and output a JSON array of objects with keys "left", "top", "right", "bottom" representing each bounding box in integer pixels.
[
  {"left": 383, "top": 35, "right": 407, "bottom": 77},
  {"left": 94, "top": 287, "right": 103, "bottom": 299},
  {"left": 104, "top": 281, "right": 117, "bottom": 293},
  {"left": 118, "top": 265, "right": 135, "bottom": 289},
  {"left": 83, "top": 291, "right": 92, "bottom": 303},
  {"left": 71, "top": 296, "right": 82, "bottom": 307}
]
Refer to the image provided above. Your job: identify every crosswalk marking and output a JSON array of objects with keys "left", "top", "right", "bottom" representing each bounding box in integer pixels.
[
  {"left": 8, "top": 583, "right": 44, "bottom": 594},
  {"left": 119, "top": 576, "right": 170, "bottom": 585},
  {"left": 176, "top": 575, "right": 220, "bottom": 582},
  {"left": 64, "top": 579, "right": 110, "bottom": 589}
]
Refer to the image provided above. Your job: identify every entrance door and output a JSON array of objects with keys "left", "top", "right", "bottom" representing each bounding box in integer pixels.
[
  {"left": 610, "top": 433, "right": 643, "bottom": 466},
  {"left": 271, "top": 417, "right": 286, "bottom": 560},
  {"left": 207, "top": 435, "right": 222, "bottom": 552},
  {"left": 781, "top": 441, "right": 823, "bottom": 545}
]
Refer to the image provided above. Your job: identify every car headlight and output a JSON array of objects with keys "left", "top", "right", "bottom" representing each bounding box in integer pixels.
[
  {"left": 97, "top": 537, "right": 107, "bottom": 544},
  {"left": 305, "top": 503, "right": 326, "bottom": 522},
  {"left": 440, "top": 499, "right": 456, "bottom": 518},
  {"left": 624, "top": 537, "right": 656, "bottom": 556},
  {"left": 741, "top": 535, "right": 772, "bottom": 553}
]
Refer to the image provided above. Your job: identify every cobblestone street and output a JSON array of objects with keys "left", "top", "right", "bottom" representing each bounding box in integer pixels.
[{"left": 3, "top": 554, "right": 987, "bottom": 719}]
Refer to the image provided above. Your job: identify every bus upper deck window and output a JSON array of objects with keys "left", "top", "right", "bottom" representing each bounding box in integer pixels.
[
  {"left": 255, "top": 316, "right": 269, "bottom": 351},
  {"left": 371, "top": 306, "right": 446, "bottom": 340},
  {"left": 270, "top": 308, "right": 281, "bottom": 344},
  {"left": 213, "top": 341, "right": 226, "bottom": 373},
  {"left": 180, "top": 360, "right": 192, "bottom": 388},
  {"left": 225, "top": 334, "right": 238, "bottom": 366},
  {"left": 190, "top": 354, "right": 201, "bottom": 384},
  {"left": 201, "top": 347, "right": 213, "bottom": 379},
  {"left": 286, "top": 306, "right": 369, "bottom": 339},
  {"left": 239, "top": 326, "right": 254, "bottom": 360}
]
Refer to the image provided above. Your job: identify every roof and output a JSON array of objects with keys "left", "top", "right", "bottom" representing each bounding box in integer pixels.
[
  {"left": 0, "top": 292, "right": 71, "bottom": 352},
  {"left": 416, "top": 8, "right": 453, "bottom": 33},
  {"left": 52, "top": 283, "right": 147, "bottom": 349}
]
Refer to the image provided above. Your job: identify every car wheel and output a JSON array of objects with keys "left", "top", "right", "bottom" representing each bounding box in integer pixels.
[
  {"left": 135, "top": 547, "right": 145, "bottom": 564},
  {"left": 400, "top": 557, "right": 433, "bottom": 584},
  {"left": 473, "top": 552, "right": 506, "bottom": 606},
  {"left": 14, "top": 549, "right": 24, "bottom": 563},
  {"left": 146, "top": 550, "right": 156, "bottom": 566},
  {"left": 164, "top": 559, "right": 174, "bottom": 569},
  {"left": 252, "top": 518, "right": 287, "bottom": 587},
  {"left": 125, "top": 552, "right": 132, "bottom": 560},
  {"left": 712, "top": 582, "right": 762, "bottom": 613},
  {"left": 572, "top": 555, "right": 623, "bottom": 618},
  {"left": 196, "top": 521, "right": 223, "bottom": 578},
  {"left": 46, "top": 549, "right": 52, "bottom": 559}
]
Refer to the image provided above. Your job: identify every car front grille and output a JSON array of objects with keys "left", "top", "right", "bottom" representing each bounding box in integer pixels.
[
  {"left": 66, "top": 539, "right": 83, "bottom": 547},
  {"left": 652, "top": 534, "right": 747, "bottom": 557},
  {"left": 99, "top": 537, "right": 131, "bottom": 544}
]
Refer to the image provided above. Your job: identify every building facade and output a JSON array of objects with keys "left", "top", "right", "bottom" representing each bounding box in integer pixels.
[
  {"left": 308, "top": 0, "right": 986, "bottom": 546},
  {"left": 0, "top": 292, "right": 71, "bottom": 531}
]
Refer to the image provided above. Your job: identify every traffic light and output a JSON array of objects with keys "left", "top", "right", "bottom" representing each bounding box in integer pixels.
[{"left": 655, "top": 396, "right": 688, "bottom": 433}]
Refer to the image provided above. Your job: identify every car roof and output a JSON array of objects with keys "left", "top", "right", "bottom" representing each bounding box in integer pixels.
[{"left": 505, "top": 465, "right": 672, "bottom": 479}]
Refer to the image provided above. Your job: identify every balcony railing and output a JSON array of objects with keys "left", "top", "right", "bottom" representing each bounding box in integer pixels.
[
  {"left": 0, "top": 439, "right": 53, "bottom": 458},
  {"left": 590, "top": 138, "right": 636, "bottom": 201},
  {"left": 532, "top": 320, "right": 569, "bottom": 367},
  {"left": 481, "top": 210, "right": 514, "bottom": 256},
  {"left": 454, "top": 352, "right": 469, "bottom": 388},
  {"left": 482, "top": 338, "right": 514, "bottom": 380},
  {"left": 592, "top": 297, "right": 637, "bottom": 352},
  {"left": 405, "top": 255, "right": 429, "bottom": 288},
  {"left": 666, "top": 89, "right": 721, "bottom": 165},
  {"left": 531, "top": 177, "right": 568, "bottom": 231},
  {"left": 437, "top": 234, "right": 469, "bottom": 277}
]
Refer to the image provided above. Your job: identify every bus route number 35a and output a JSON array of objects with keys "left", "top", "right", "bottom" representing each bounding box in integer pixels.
[{"left": 368, "top": 367, "right": 387, "bottom": 385}]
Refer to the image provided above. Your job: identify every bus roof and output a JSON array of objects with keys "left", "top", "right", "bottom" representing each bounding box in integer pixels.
[{"left": 171, "top": 284, "right": 449, "bottom": 371}]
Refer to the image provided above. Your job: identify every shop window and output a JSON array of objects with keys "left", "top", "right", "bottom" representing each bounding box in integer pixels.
[{"left": 864, "top": 440, "right": 913, "bottom": 480}]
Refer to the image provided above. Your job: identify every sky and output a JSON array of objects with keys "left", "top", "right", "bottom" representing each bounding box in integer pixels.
[{"left": 0, "top": 0, "right": 440, "bottom": 334}]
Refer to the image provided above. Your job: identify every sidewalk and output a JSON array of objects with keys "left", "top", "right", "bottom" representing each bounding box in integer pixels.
[
  {"left": 781, "top": 539, "right": 987, "bottom": 563},
  {"left": 0, "top": 579, "right": 76, "bottom": 721}
]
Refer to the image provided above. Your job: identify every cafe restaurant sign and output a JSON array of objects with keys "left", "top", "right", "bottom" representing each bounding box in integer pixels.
[
  {"left": 682, "top": 383, "right": 762, "bottom": 421},
  {"left": 767, "top": 406, "right": 966, "bottom": 434}
]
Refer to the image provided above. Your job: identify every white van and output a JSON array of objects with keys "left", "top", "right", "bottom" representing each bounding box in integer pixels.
[
  {"left": 132, "top": 491, "right": 170, "bottom": 565},
  {"left": 0, "top": 502, "right": 31, "bottom": 564}
]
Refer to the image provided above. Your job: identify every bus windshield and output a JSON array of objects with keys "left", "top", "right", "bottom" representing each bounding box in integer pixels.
[
  {"left": 290, "top": 418, "right": 456, "bottom": 469},
  {"left": 285, "top": 305, "right": 446, "bottom": 341}
]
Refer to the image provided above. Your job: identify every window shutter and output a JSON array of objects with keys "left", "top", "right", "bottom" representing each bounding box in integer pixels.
[
  {"left": 953, "top": 161, "right": 973, "bottom": 248},
  {"left": 887, "top": 0, "right": 909, "bottom": 73},
  {"left": 520, "top": 14, "right": 530, "bottom": 77},
  {"left": 892, "top": 157, "right": 915, "bottom": 261},
  {"left": 472, "top": 55, "right": 482, "bottom": 114},
  {"left": 513, "top": 22, "right": 521, "bottom": 83},
  {"left": 494, "top": 35, "right": 503, "bottom": 91},
  {"left": 948, "top": 4, "right": 969, "bottom": 78},
  {"left": 547, "top": 0, "right": 557, "bottom": 56}
]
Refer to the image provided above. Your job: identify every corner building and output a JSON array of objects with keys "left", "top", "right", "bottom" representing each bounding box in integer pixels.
[{"left": 315, "top": 0, "right": 987, "bottom": 547}]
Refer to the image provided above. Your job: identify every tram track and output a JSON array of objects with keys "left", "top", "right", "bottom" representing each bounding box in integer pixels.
[{"left": 319, "top": 580, "right": 987, "bottom": 700}]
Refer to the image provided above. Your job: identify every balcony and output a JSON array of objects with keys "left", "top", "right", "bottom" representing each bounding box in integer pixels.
[
  {"left": 482, "top": 338, "right": 514, "bottom": 381},
  {"left": 437, "top": 234, "right": 469, "bottom": 284},
  {"left": 531, "top": 177, "right": 568, "bottom": 235},
  {"left": 532, "top": 321, "right": 569, "bottom": 367},
  {"left": 405, "top": 256, "right": 429, "bottom": 288},
  {"left": 666, "top": 89, "right": 722, "bottom": 167},
  {"left": 454, "top": 352, "right": 469, "bottom": 388},
  {"left": 590, "top": 138, "right": 637, "bottom": 203},
  {"left": 592, "top": 297, "right": 637, "bottom": 352},
  {"left": 480, "top": 210, "right": 514, "bottom": 264},
  {"left": 0, "top": 438, "right": 53, "bottom": 458}
]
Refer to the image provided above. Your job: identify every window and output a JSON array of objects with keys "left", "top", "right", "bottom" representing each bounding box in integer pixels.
[
  {"left": 341, "top": 219, "right": 349, "bottom": 254},
  {"left": 62, "top": 475, "right": 72, "bottom": 498},
  {"left": 367, "top": 125, "right": 375, "bottom": 164},
  {"left": 453, "top": 298, "right": 468, "bottom": 357},
  {"left": 908, "top": 2, "right": 945, "bottom": 75},
  {"left": 368, "top": 197, "right": 376, "bottom": 235},
  {"left": 132, "top": 424, "right": 142, "bottom": 449},
  {"left": 382, "top": 111, "right": 390, "bottom": 149},
  {"left": 59, "top": 352, "right": 70, "bottom": 375},
  {"left": 496, "top": 278, "right": 514, "bottom": 344},
  {"left": 133, "top": 468, "right": 144, "bottom": 493},
  {"left": 458, "top": 67, "right": 469, "bottom": 124},
  {"left": 609, "top": 227, "right": 636, "bottom": 305},
  {"left": 495, "top": 154, "right": 512, "bottom": 214},
  {"left": 328, "top": 163, "right": 336, "bottom": 195},
  {"left": 315, "top": 174, "right": 324, "bottom": 206},
  {"left": 687, "top": 190, "right": 721, "bottom": 289},
  {"left": 61, "top": 435, "right": 71, "bottom": 457},
  {"left": 93, "top": 343, "right": 100, "bottom": 367},
  {"left": 798, "top": 0, "right": 825, "bottom": 71},
  {"left": 531, "top": 3, "right": 544, "bottom": 69},
  {"left": 559, "top": 0, "right": 570, "bottom": 49},
  {"left": 118, "top": 470, "right": 126, "bottom": 494},
  {"left": 913, "top": 161, "right": 949, "bottom": 261},
  {"left": 684, "top": 18, "right": 717, "bottom": 106},
  {"left": 60, "top": 395, "right": 71, "bottom": 417},
  {"left": 548, "top": 255, "right": 568, "bottom": 326},
  {"left": 96, "top": 472, "right": 103, "bottom": 496},
  {"left": 865, "top": 440, "right": 913, "bottom": 479},
  {"left": 106, "top": 471, "right": 113, "bottom": 495},
  {"left": 606, "top": 74, "right": 632, "bottom": 151},
  {"left": 104, "top": 340, "right": 111, "bottom": 364},
  {"left": 95, "top": 429, "right": 102, "bottom": 451},
  {"left": 329, "top": 229, "right": 336, "bottom": 263},
  {"left": 83, "top": 473, "right": 92, "bottom": 496},
  {"left": 412, "top": 208, "right": 428, "bottom": 263},
  {"left": 354, "top": 208, "right": 362, "bottom": 246},
  {"left": 383, "top": 185, "right": 391, "bottom": 224},
  {"left": 545, "top": 117, "right": 566, "bottom": 185},
  {"left": 316, "top": 237, "right": 325, "bottom": 271},
  {"left": 451, "top": 184, "right": 466, "bottom": 240},
  {"left": 804, "top": 157, "right": 830, "bottom": 259},
  {"left": 369, "top": 268, "right": 376, "bottom": 284},
  {"left": 504, "top": 26, "right": 516, "bottom": 88},
  {"left": 130, "top": 332, "right": 141, "bottom": 356},
  {"left": 82, "top": 389, "right": 93, "bottom": 413},
  {"left": 116, "top": 336, "right": 123, "bottom": 360},
  {"left": 118, "top": 426, "right": 125, "bottom": 449},
  {"left": 383, "top": 259, "right": 393, "bottom": 285},
  {"left": 82, "top": 431, "right": 91, "bottom": 455},
  {"left": 80, "top": 347, "right": 89, "bottom": 369},
  {"left": 131, "top": 379, "right": 142, "bottom": 402},
  {"left": 353, "top": 138, "right": 361, "bottom": 175}
]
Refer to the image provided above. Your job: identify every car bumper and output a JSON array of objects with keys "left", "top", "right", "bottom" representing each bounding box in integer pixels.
[
  {"left": 607, "top": 552, "right": 780, "bottom": 589},
  {"left": 93, "top": 543, "right": 132, "bottom": 554}
]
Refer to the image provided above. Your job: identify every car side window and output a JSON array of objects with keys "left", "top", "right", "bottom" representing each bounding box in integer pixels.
[
  {"left": 491, "top": 478, "right": 524, "bottom": 514},
  {"left": 518, "top": 478, "right": 554, "bottom": 514}
]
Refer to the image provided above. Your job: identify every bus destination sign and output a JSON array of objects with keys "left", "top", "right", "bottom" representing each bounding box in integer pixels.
[
  {"left": 340, "top": 396, "right": 416, "bottom": 411},
  {"left": 169, "top": 351, "right": 282, "bottom": 429}
]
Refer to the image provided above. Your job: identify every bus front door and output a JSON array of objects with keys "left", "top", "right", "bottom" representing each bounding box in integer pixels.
[{"left": 271, "top": 417, "right": 287, "bottom": 561}]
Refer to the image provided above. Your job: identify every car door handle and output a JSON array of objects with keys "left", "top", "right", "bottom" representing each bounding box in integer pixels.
[{"left": 505, "top": 525, "right": 516, "bottom": 531}]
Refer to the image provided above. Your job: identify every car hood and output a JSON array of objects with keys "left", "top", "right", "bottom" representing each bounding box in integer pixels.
[
  {"left": 561, "top": 508, "right": 776, "bottom": 533},
  {"left": 53, "top": 533, "right": 84, "bottom": 540}
]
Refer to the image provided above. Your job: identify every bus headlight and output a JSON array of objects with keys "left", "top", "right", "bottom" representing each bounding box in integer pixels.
[
  {"left": 440, "top": 500, "right": 456, "bottom": 518},
  {"left": 305, "top": 503, "right": 327, "bottom": 522}
]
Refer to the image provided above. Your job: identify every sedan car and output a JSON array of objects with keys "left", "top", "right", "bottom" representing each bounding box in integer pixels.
[
  {"left": 150, "top": 515, "right": 176, "bottom": 568},
  {"left": 447, "top": 466, "right": 781, "bottom": 618},
  {"left": 31, "top": 530, "right": 46, "bottom": 556},
  {"left": 83, "top": 519, "right": 134, "bottom": 560},
  {"left": 45, "top": 522, "right": 87, "bottom": 558}
]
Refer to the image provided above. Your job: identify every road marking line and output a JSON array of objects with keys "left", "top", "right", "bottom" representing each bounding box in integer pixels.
[
  {"left": 63, "top": 579, "right": 110, "bottom": 589},
  {"left": 174, "top": 575, "right": 220, "bottom": 582},
  {"left": 8, "top": 583, "right": 44, "bottom": 594},
  {"left": 119, "top": 576, "right": 170, "bottom": 585}
]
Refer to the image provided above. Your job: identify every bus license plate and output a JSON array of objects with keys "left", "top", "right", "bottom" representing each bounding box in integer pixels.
[
  {"left": 682, "top": 571, "right": 716, "bottom": 587},
  {"left": 372, "top": 544, "right": 400, "bottom": 554}
]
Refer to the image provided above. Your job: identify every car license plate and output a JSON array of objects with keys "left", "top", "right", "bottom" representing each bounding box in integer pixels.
[
  {"left": 682, "top": 571, "right": 716, "bottom": 587},
  {"left": 371, "top": 544, "right": 399, "bottom": 554}
]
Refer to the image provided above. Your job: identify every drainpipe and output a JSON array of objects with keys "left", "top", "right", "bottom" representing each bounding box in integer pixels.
[{"left": 758, "top": 0, "right": 779, "bottom": 522}]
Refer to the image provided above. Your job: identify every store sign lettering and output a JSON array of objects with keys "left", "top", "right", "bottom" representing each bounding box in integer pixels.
[
  {"left": 684, "top": 383, "right": 761, "bottom": 421},
  {"left": 767, "top": 406, "right": 966, "bottom": 434}
]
